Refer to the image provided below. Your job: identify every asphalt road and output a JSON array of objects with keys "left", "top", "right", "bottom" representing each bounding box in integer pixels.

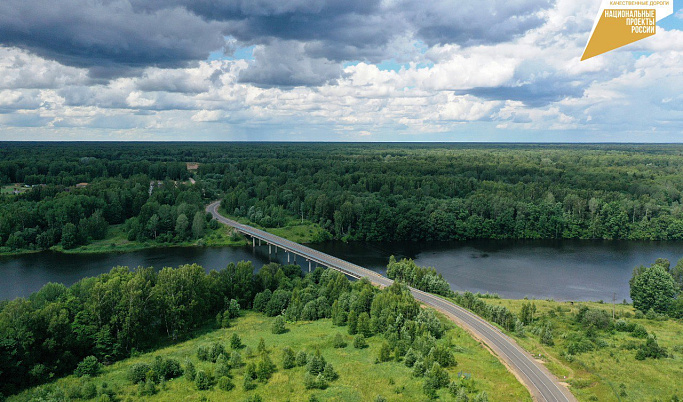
[{"left": 207, "top": 201, "right": 576, "bottom": 402}]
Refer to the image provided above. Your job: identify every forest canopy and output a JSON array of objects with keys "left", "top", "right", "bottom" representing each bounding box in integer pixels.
[{"left": 2, "top": 142, "right": 683, "bottom": 252}]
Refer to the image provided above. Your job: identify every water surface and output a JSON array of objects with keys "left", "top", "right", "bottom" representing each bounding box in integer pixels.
[{"left": 1, "top": 240, "right": 681, "bottom": 302}]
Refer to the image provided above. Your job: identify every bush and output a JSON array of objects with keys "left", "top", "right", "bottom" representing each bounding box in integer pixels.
[
  {"left": 404, "top": 348, "right": 419, "bottom": 367},
  {"left": 304, "top": 373, "right": 328, "bottom": 390},
  {"left": 128, "top": 363, "right": 151, "bottom": 384},
  {"left": 332, "top": 333, "right": 347, "bottom": 348},
  {"left": 197, "top": 345, "right": 210, "bottom": 361},
  {"left": 256, "top": 354, "right": 276, "bottom": 382},
  {"left": 195, "top": 370, "right": 213, "bottom": 390},
  {"left": 138, "top": 378, "right": 158, "bottom": 396},
  {"left": 271, "top": 315, "right": 287, "bottom": 334},
  {"left": 427, "top": 344, "right": 457, "bottom": 368},
  {"left": 635, "top": 335, "right": 668, "bottom": 360},
  {"left": 282, "top": 347, "right": 296, "bottom": 369},
  {"left": 229, "top": 351, "right": 243, "bottom": 368},
  {"left": 632, "top": 324, "right": 648, "bottom": 338},
  {"left": 184, "top": 359, "right": 196, "bottom": 381},
  {"left": 209, "top": 342, "right": 227, "bottom": 362},
  {"left": 296, "top": 351, "right": 308, "bottom": 367},
  {"left": 81, "top": 382, "right": 97, "bottom": 399},
  {"left": 353, "top": 334, "right": 368, "bottom": 349},
  {"left": 215, "top": 354, "right": 231, "bottom": 378},
  {"left": 378, "top": 342, "right": 392, "bottom": 362},
  {"left": 75, "top": 356, "right": 101, "bottom": 377},
  {"left": 153, "top": 357, "right": 183, "bottom": 380},
  {"left": 217, "top": 376, "right": 235, "bottom": 391},
  {"left": 230, "top": 333, "right": 243, "bottom": 349},
  {"left": 322, "top": 363, "right": 338, "bottom": 381},
  {"left": 306, "top": 350, "right": 326, "bottom": 375}
]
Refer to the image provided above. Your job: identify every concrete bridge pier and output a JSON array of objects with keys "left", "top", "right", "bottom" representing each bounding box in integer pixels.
[
  {"left": 308, "top": 259, "right": 311, "bottom": 272},
  {"left": 259, "top": 239, "right": 262, "bottom": 246},
  {"left": 269, "top": 244, "right": 272, "bottom": 254},
  {"left": 287, "top": 252, "right": 290, "bottom": 263},
  {"left": 252, "top": 237, "right": 255, "bottom": 248}
]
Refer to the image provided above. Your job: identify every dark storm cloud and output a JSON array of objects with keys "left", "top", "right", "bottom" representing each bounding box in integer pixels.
[
  {"left": 0, "top": 0, "right": 555, "bottom": 85},
  {"left": 0, "top": 0, "right": 227, "bottom": 78}
]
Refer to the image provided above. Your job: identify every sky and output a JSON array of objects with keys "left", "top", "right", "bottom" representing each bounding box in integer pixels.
[{"left": 0, "top": 0, "right": 682, "bottom": 142}]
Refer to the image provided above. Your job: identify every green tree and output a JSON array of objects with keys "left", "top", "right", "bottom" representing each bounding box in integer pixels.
[
  {"left": 630, "top": 265, "right": 678, "bottom": 314},
  {"left": 191, "top": 211, "right": 206, "bottom": 239},
  {"left": 175, "top": 213, "right": 189, "bottom": 240},
  {"left": 61, "top": 223, "right": 79, "bottom": 249}
]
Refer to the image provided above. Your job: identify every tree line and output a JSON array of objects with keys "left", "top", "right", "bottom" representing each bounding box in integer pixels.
[{"left": 3, "top": 142, "right": 683, "bottom": 250}]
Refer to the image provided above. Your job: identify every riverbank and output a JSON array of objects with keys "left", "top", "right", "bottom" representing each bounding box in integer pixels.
[{"left": 0, "top": 224, "right": 248, "bottom": 257}]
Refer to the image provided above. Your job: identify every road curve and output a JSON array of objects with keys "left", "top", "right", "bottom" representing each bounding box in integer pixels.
[{"left": 207, "top": 201, "right": 576, "bottom": 402}]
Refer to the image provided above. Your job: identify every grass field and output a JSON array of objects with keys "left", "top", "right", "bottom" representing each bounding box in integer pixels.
[
  {"left": 480, "top": 299, "right": 683, "bottom": 402},
  {"left": 10, "top": 311, "right": 530, "bottom": 402}
]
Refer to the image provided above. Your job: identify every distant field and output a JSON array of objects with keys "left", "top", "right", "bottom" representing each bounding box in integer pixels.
[
  {"left": 485, "top": 299, "right": 683, "bottom": 402},
  {"left": 0, "top": 185, "right": 28, "bottom": 195},
  {"left": 10, "top": 311, "right": 530, "bottom": 402}
]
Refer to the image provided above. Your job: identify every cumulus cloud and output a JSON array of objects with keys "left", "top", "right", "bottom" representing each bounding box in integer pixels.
[{"left": 0, "top": 0, "right": 682, "bottom": 141}]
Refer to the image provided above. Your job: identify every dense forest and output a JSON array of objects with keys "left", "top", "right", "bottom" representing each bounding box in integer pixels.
[
  {"left": 2, "top": 142, "right": 683, "bottom": 252},
  {"left": 0, "top": 261, "right": 467, "bottom": 400}
]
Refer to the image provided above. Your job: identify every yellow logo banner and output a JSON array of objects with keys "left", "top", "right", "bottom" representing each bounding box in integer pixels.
[{"left": 582, "top": 1, "right": 673, "bottom": 61}]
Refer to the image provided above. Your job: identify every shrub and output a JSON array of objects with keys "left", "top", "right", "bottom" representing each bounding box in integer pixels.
[
  {"left": 378, "top": 342, "right": 392, "bottom": 362},
  {"left": 217, "top": 376, "right": 235, "bottom": 391},
  {"left": 353, "top": 334, "right": 368, "bottom": 349},
  {"left": 635, "top": 335, "right": 668, "bottom": 360},
  {"left": 128, "top": 363, "right": 151, "bottom": 384},
  {"left": 81, "top": 382, "right": 97, "bottom": 399},
  {"left": 215, "top": 354, "right": 231, "bottom": 378},
  {"left": 271, "top": 315, "right": 287, "bottom": 334},
  {"left": 306, "top": 350, "right": 326, "bottom": 375},
  {"left": 197, "top": 345, "right": 210, "bottom": 361},
  {"left": 332, "top": 333, "right": 347, "bottom": 348},
  {"left": 256, "top": 354, "right": 277, "bottom": 382},
  {"left": 138, "top": 378, "right": 158, "bottom": 396},
  {"left": 428, "top": 344, "right": 457, "bottom": 368},
  {"left": 296, "top": 351, "right": 308, "bottom": 367},
  {"left": 230, "top": 333, "right": 243, "bottom": 349},
  {"left": 195, "top": 370, "right": 213, "bottom": 390},
  {"left": 282, "top": 347, "right": 296, "bottom": 369},
  {"left": 322, "top": 363, "right": 338, "bottom": 381},
  {"left": 229, "top": 351, "right": 243, "bottom": 368},
  {"left": 404, "top": 348, "right": 419, "bottom": 368},
  {"left": 304, "top": 373, "right": 328, "bottom": 390},
  {"left": 209, "top": 342, "right": 227, "bottom": 362},
  {"left": 632, "top": 324, "right": 648, "bottom": 338},
  {"left": 75, "top": 356, "right": 101, "bottom": 377},
  {"left": 184, "top": 359, "right": 196, "bottom": 381}
]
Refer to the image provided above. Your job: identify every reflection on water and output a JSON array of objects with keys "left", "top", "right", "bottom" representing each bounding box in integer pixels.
[{"left": 1, "top": 239, "right": 681, "bottom": 301}]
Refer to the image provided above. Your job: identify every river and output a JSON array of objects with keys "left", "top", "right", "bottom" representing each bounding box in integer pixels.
[{"left": 0, "top": 240, "right": 681, "bottom": 301}]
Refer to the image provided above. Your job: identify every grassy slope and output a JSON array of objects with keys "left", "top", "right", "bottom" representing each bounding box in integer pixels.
[
  {"left": 10, "top": 311, "right": 530, "bottom": 402},
  {"left": 480, "top": 299, "right": 683, "bottom": 402}
]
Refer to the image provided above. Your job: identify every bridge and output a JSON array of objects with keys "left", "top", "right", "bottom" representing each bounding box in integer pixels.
[{"left": 207, "top": 201, "right": 575, "bottom": 402}]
